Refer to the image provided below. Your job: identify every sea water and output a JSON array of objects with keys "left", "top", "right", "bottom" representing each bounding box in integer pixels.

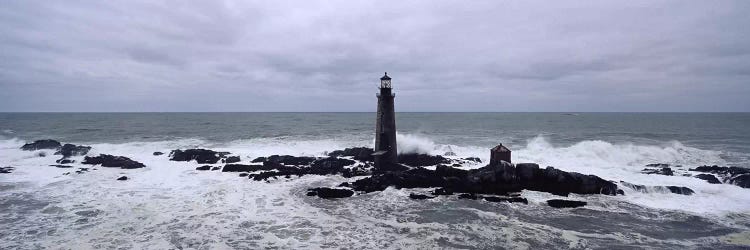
[{"left": 1, "top": 112, "right": 749, "bottom": 249}]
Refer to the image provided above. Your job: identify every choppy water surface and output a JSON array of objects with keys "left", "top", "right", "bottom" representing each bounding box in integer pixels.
[{"left": 1, "top": 113, "right": 749, "bottom": 249}]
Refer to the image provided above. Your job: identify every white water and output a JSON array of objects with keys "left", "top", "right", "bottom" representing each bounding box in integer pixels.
[{"left": 1, "top": 134, "right": 749, "bottom": 248}]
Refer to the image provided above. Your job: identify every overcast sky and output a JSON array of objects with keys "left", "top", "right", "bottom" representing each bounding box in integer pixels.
[{"left": 1, "top": 1, "right": 749, "bottom": 112}]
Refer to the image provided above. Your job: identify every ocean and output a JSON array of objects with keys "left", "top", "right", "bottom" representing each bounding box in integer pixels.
[{"left": 1, "top": 112, "right": 749, "bottom": 249}]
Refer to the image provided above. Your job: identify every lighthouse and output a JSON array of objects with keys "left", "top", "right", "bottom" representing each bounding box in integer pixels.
[{"left": 373, "top": 72, "right": 398, "bottom": 168}]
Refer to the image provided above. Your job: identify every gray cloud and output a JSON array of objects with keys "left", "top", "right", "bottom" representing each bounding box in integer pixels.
[{"left": 1, "top": 0, "right": 749, "bottom": 112}]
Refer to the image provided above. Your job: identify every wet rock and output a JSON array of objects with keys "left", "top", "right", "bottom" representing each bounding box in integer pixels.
[
  {"left": 20, "top": 139, "right": 61, "bottom": 151},
  {"left": 82, "top": 154, "right": 146, "bottom": 169},
  {"left": 645, "top": 163, "right": 672, "bottom": 168},
  {"left": 730, "top": 174, "right": 750, "bottom": 188},
  {"left": 350, "top": 162, "right": 619, "bottom": 197},
  {"left": 116, "top": 176, "right": 128, "bottom": 181},
  {"left": 153, "top": 152, "right": 164, "bottom": 156},
  {"left": 239, "top": 173, "right": 249, "bottom": 177},
  {"left": 620, "top": 181, "right": 694, "bottom": 195},
  {"left": 458, "top": 193, "right": 478, "bottom": 200},
  {"left": 54, "top": 144, "right": 91, "bottom": 158},
  {"left": 690, "top": 165, "right": 750, "bottom": 189},
  {"left": 49, "top": 165, "right": 73, "bottom": 168},
  {"left": 308, "top": 188, "right": 354, "bottom": 199},
  {"left": 251, "top": 155, "right": 316, "bottom": 166},
  {"left": 37, "top": 152, "right": 46, "bottom": 157},
  {"left": 341, "top": 164, "right": 372, "bottom": 178},
  {"left": 641, "top": 167, "right": 674, "bottom": 176},
  {"left": 195, "top": 165, "right": 211, "bottom": 171},
  {"left": 547, "top": 199, "right": 587, "bottom": 208},
  {"left": 225, "top": 156, "right": 241, "bottom": 164},
  {"left": 309, "top": 157, "right": 355, "bottom": 173},
  {"left": 432, "top": 188, "right": 454, "bottom": 196},
  {"left": 169, "top": 149, "right": 224, "bottom": 164},
  {"left": 0, "top": 166, "right": 15, "bottom": 173},
  {"left": 398, "top": 153, "right": 450, "bottom": 167},
  {"left": 56, "top": 158, "right": 75, "bottom": 164},
  {"left": 484, "top": 196, "right": 528, "bottom": 204},
  {"left": 222, "top": 164, "right": 274, "bottom": 172},
  {"left": 328, "top": 147, "right": 375, "bottom": 162},
  {"left": 409, "top": 193, "right": 435, "bottom": 200},
  {"left": 695, "top": 174, "right": 721, "bottom": 184},
  {"left": 211, "top": 166, "right": 221, "bottom": 171}
]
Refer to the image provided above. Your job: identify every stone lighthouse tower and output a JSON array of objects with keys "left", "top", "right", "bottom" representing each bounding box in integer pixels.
[{"left": 374, "top": 72, "right": 398, "bottom": 168}]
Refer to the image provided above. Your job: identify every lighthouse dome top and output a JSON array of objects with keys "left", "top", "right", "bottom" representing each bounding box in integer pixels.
[{"left": 380, "top": 72, "right": 391, "bottom": 80}]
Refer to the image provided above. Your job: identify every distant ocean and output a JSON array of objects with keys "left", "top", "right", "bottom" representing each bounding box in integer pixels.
[{"left": 1, "top": 112, "right": 749, "bottom": 249}]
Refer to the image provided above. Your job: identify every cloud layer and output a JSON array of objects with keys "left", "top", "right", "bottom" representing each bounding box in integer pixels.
[{"left": 1, "top": 1, "right": 749, "bottom": 111}]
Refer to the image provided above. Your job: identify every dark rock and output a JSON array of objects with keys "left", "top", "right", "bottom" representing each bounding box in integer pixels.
[
  {"left": 409, "top": 193, "right": 435, "bottom": 200},
  {"left": 239, "top": 173, "right": 249, "bottom": 177},
  {"left": 211, "top": 166, "right": 221, "bottom": 171},
  {"left": 690, "top": 165, "right": 750, "bottom": 176},
  {"left": 484, "top": 196, "right": 528, "bottom": 204},
  {"left": 169, "top": 149, "right": 222, "bottom": 164},
  {"left": 306, "top": 191, "right": 317, "bottom": 196},
  {"left": 458, "top": 193, "right": 478, "bottom": 200},
  {"left": 222, "top": 164, "right": 273, "bottom": 172},
  {"left": 620, "top": 181, "right": 694, "bottom": 195},
  {"left": 641, "top": 167, "right": 674, "bottom": 176},
  {"left": 82, "top": 154, "right": 146, "bottom": 169},
  {"left": 432, "top": 188, "right": 454, "bottom": 196},
  {"left": 547, "top": 199, "right": 587, "bottom": 208},
  {"left": 666, "top": 186, "right": 695, "bottom": 195},
  {"left": 116, "top": 176, "right": 128, "bottom": 181},
  {"left": 36, "top": 152, "right": 46, "bottom": 157},
  {"left": 444, "top": 151, "right": 456, "bottom": 156},
  {"left": 729, "top": 174, "right": 750, "bottom": 188},
  {"left": 309, "top": 188, "right": 354, "bottom": 199},
  {"left": 54, "top": 144, "right": 91, "bottom": 158},
  {"left": 351, "top": 162, "right": 619, "bottom": 197},
  {"left": 646, "top": 163, "right": 671, "bottom": 168},
  {"left": 153, "top": 152, "right": 164, "bottom": 156},
  {"left": 225, "top": 156, "right": 241, "bottom": 164},
  {"left": 195, "top": 165, "right": 211, "bottom": 171},
  {"left": 56, "top": 158, "right": 75, "bottom": 164},
  {"left": 251, "top": 155, "right": 316, "bottom": 166},
  {"left": 690, "top": 165, "right": 750, "bottom": 189},
  {"left": 309, "top": 157, "right": 355, "bottom": 173},
  {"left": 20, "top": 139, "right": 61, "bottom": 151},
  {"left": 695, "top": 174, "right": 721, "bottom": 184},
  {"left": 49, "top": 165, "right": 73, "bottom": 168},
  {"left": 0, "top": 167, "right": 14, "bottom": 174},
  {"left": 328, "top": 147, "right": 375, "bottom": 162},
  {"left": 398, "top": 153, "right": 450, "bottom": 167}
]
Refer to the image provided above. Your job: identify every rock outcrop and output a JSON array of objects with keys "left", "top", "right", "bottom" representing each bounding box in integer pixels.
[
  {"left": 620, "top": 181, "right": 694, "bottom": 195},
  {"left": 251, "top": 155, "right": 316, "bottom": 166},
  {"left": 169, "top": 149, "right": 227, "bottom": 164},
  {"left": 0, "top": 166, "right": 14, "bottom": 174},
  {"left": 347, "top": 162, "right": 620, "bottom": 196},
  {"left": 224, "top": 156, "right": 241, "bottom": 164},
  {"left": 328, "top": 147, "right": 375, "bottom": 162},
  {"left": 117, "top": 176, "right": 128, "bottom": 181},
  {"left": 54, "top": 144, "right": 91, "bottom": 158},
  {"left": 398, "top": 153, "right": 450, "bottom": 167},
  {"left": 307, "top": 188, "right": 354, "bottom": 199},
  {"left": 695, "top": 174, "right": 721, "bottom": 184},
  {"left": 690, "top": 165, "right": 750, "bottom": 188},
  {"left": 82, "top": 154, "right": 146, "bottom": 169},
  {"left": 21, "top": 139, "right": 62, "bottom": 151},
  {"left": 195, "top": 165, "right": 212, "bottom": 171},
  {"left": 547, "top": 199, "right": 587, "bottom": 208},
  {"left": 641, "top": 167, "right": 674, "bottom": 176}
]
